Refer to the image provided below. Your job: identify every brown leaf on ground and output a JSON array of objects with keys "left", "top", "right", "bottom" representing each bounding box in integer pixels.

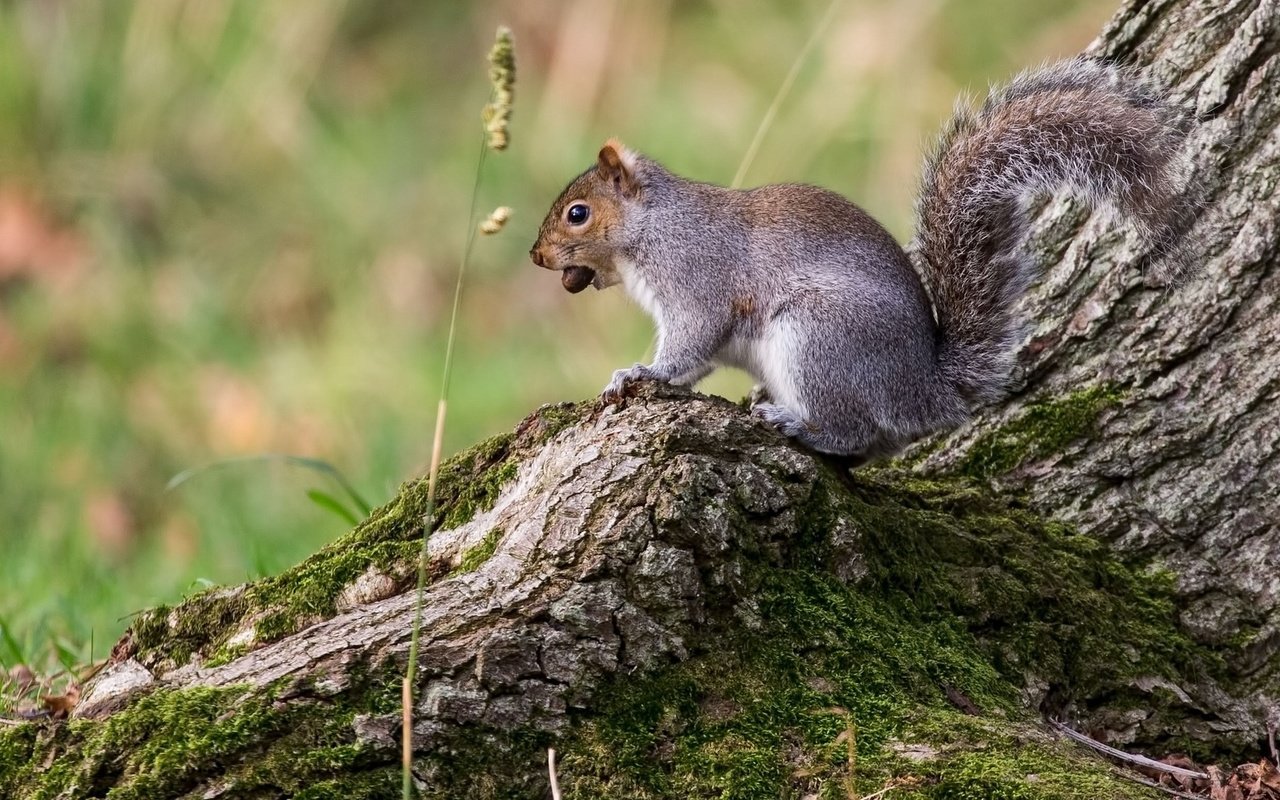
[
  {"left": 40, "top": 684, "right": 81, "bottom": 718},
  {"left": 1209, "top": 771, "right": 1241, "bottom": 800},
  {"left": 1258, "top": 759, "right": 1280, "bottom": 792},
  {"left": 1237, "top": 758, "right": 1280, "bottom": 798},
  {"left": 1141, "top": 756, "right": 1280, "bottom": 800}
]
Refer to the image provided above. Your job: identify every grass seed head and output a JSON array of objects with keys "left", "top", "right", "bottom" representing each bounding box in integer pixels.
[
  {"left": 479, "top": 206, "right": 512, "bottom": 235},
  {"left": 483, "top": 26, "right": 516, "bottom": 151}
]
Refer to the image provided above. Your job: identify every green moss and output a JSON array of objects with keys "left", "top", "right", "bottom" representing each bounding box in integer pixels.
[
  {"left": 451, "top": 528, "right": 504, "bottom": 576},
  {"left": 0, "top": 724, "right": 36, "bottom": 797},
  {"left": 125, "top": 418, "right": 551, "bottom": 668},
  {"left": 861, "top": 469, "right": 1213, "bottom": 698},
  {"left": 447, "top": 463, "right": 518, "bottom": 530},
  {"left": 959, "top": 385, "right": 1124, "bottom": 480},
  {"left": 891, "top": 712, "right": 1158, "bottom": 799},
  {"left": 128, "top": 587, "right": 251, "bottom": 670},
  {"left": 290, "top": 771, "right": 402, "bottom": 800},
  {"left": 554, "top": 561, "right": 1162, "bottom": 799},
  {"left": 2, "top": 687, "right": 274, "bottom": 798},
  {"left": 203, "top": 641, "right": 251, "bottom": 668},
  {"left": 408, "top": 727, "right": 556, "bottom": 800},
  {"left": 925, "top": 742, "right": 1155, "bottom": 799},
  {"left": 128, "top": 603, "right": 171, "bottom": 655},
  {"left": 0, "top": 680, "right": 405, "bottom": 799},
  {"left": 2, "top": 398, "right": 1216, "bottom": 798},
  {"left": 547, "top": 465, "right": 1207, "bottom": 799},
  {"left": 520, "top": 400, "right": 591, "bottom": 445}
]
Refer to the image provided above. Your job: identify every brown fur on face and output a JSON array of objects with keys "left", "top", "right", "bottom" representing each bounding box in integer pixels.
[{"left": 529, "top": 140, "right": 641, "bottom": 292}]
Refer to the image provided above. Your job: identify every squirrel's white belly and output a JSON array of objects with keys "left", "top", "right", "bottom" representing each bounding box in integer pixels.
[{"left": 718, "top": 320, "right": 808, "bottom": 417}]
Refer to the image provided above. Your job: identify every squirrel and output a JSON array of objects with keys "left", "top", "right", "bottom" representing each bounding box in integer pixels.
[{"left": 529, "top": 58, "right": 1200, "bottom": 460}]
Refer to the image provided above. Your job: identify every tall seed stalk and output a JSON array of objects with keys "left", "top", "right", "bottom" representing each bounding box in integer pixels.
[
  {"left": 402, "top": 26, "right": 515, "bottom": 800},
  {"left": 397, "top": 4, "right": 837, "bottom": 788}
]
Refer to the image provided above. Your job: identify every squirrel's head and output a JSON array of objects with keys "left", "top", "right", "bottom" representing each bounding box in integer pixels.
[{"left": 530, "top": 139, "right": 642, "bottom": 294}]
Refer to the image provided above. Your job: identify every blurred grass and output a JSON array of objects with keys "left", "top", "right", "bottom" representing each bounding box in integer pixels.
[{"left": 0, "top": 0, "right": 1115, "bottom": 670}]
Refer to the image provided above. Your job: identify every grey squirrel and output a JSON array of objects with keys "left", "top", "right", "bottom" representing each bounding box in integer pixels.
[{"left": 529, "top": 58, "right": 1200, "bottom": 460}]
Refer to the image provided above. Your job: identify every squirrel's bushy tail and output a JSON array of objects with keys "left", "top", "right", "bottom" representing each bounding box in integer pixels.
[{"left": 913, "top": 57, "right": 1199, "bottom": 404}]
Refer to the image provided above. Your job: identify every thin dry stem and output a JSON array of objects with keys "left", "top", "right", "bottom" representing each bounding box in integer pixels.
[
  {"left": 548, "top": 748, "right": 562, "bottom": 800},
  {"left": 400, "top": 677, "right": 412, "bottom": 797},
  {"left": 401, "top": 69, "right": 499, "bottom": 800},
  {"left": 730, "top": 0, "right": 842, "bottom": 189},
  {"left": 843, "top": 715, "right": 858, "bottom": 799},
  {"left": 820, "top": 706, "right": 859, "bottom": 799},
  {"left": 1049, "top": 721, "right": 1209, "bottom": 780},
  {"left": 859, "top": 776, "right": 924, "bottom": 800},
  {"left": 428, "top": 399, "right": 448, "bottom": 500}
]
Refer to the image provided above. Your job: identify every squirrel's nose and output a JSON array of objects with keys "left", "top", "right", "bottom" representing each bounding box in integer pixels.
[{"left": 529, "top": 248, "right": 547, "bottom": 269}]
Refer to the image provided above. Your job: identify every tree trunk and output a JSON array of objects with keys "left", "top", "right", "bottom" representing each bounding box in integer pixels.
[
  {"left": 920, "top": 0, "right": 1280, "bottom": 748},
  {"left": 3, "top": 0, "right": 1277, "bottom": 797}
]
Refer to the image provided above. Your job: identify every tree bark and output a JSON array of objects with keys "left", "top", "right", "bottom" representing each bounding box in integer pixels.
[
  {"left": 920, "top": 0, "right": 1280, "bottom": 746},
  {"left": 3, "top": 0, "right": 1277, "bottom": 797}
]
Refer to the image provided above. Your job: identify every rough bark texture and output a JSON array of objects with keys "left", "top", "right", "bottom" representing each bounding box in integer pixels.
[
  {"left": 4, "top": 387, "right": 1207, "bottom": 799},
  {"left": 920, "top": 0, "right": 1280, "bottom": 747},
  {"left": 2, "top": 0, "right": 1277, "bottom": 797}
]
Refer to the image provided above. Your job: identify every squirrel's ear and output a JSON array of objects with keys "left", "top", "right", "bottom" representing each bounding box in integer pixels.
[{"left": 597, "top": 138, "right": 641, "bottom": 198}]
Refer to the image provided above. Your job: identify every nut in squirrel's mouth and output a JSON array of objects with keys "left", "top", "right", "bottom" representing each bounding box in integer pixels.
[{"left": 561, "top": 266, "right": 596, "bottom": 293}]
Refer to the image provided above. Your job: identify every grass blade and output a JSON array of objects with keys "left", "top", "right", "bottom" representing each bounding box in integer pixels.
[
  {"left": 403, "top": 26, "right": 507, "bottom": 797},
  {"left": 305, "top": 489, "right": 362, "bottom": 527},
  {"left": 167, "top": 453, "right": 372, "bottom": 518},
  {"left": 0, "top": 616, "right": 26, "bottom": 667},
  {"left": 52, "top": 638, "right": 80, "bottom": 676},
  {"left": 730, "top": 0, "right": 843, "bottom": 189}
]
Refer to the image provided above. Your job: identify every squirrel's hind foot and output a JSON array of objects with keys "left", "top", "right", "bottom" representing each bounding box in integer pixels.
[
  {"left": 747, "top": 384, "right": 772, "bottom": 407},
  {"left": 751, "top": 402, "right": 811, "bottom": 438},
  {"left": 751, "top": 403, "right": 876, "bottom": 463}
]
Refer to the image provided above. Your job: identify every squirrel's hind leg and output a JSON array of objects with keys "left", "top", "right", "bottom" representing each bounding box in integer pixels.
[{"left": 751, "top": 402, "right": 875, "bottom": 459}]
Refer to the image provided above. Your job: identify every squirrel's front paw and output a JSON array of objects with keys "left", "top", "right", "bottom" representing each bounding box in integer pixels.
[{"left": 601, "top": 364, "right": 656, "bottom": 405}]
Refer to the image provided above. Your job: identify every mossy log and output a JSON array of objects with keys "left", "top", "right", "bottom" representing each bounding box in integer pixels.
[{"left": 3, "top": 0, "right": 1278, "bottom": 797}]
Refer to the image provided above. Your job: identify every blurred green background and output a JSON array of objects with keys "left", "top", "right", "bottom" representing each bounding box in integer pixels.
[{"left": 0, "top": 0, "right": 1114, "bottom": 671}]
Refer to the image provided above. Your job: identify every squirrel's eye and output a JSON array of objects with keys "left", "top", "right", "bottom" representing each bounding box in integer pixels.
[{"left": 566, "top": 204, "right": 590, "bottom": 225}]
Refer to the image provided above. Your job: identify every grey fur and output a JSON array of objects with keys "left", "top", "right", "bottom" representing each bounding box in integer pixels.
[
  {"left": 546, "top": 58, "right": 1200, "bottom": 458},
  {"left": 913, "top": 58, "right": 1200, "bottom": 404}
]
